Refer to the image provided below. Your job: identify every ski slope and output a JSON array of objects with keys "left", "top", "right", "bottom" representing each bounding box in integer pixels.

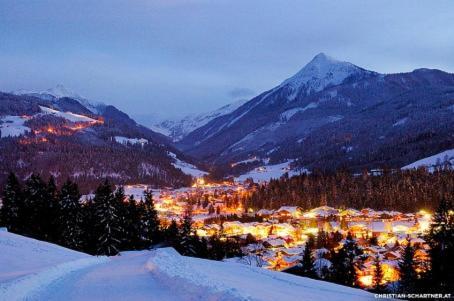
[
  {"left": 0, "top": 230, "right": 375, "bottom": 300},
  {"left": 403, "top": 149, "right": 454, "bottom": 171}
]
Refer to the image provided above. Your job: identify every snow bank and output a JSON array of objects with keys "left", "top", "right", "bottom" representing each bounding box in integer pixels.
[
  {"left": 403, "top": 149, "right": 454, "bottom": 171},
  {"left": 0, "top": 230, "right": 89, "bottom": 282},
  {"left": 147, "top": 248, "right": 374, "bottom": 301},
  {"left": 0, "top": 256, "right": 109, "bottom": 301},
  {"left": 0, "top": 116, "right": 31, "bottom": 138}
]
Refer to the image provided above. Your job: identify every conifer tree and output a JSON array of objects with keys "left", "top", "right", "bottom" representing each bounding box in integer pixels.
[
  {"left": 93, "top": 180, "right": 121, "bottom": 256},
  {"left": 373, "top": 255, "right": 384, "bottom": 292},
  {"left": 22, "top": 174, "right": 51, "bottom": 239},
  {"left": 398, "top": 242, "right": 416, "bottom": 293},
  {"left": 113, "top": 186, "right": 128, "bottom": 249},
  {"left": 0, "top": 173, "right": 23, "bottom": 233},
  {"left": 165, "top": 219, "right": 180, "bottom": 248},
  {"left": 425, "top": 198, "right": 454, "bottom": 293},
  {"left": 45, "top": 176, "right": 59, "bottom": 242},
  {"left": 141, "top": 190, "right": 160, "bottom": 248},
  {"left": 58, "top": 179, "right": 83, "bottom": 250},
  {"left": 125, "top": 195, "right": 142, "bottom": 250},
  {"left": 179, "top": 208, "right": 196, "bottom": 256},
  {"left": 316, "top": 230, "right": 328, "bottom": 249},
  {"left": 301, "top": 234, "right": 317, "bottom": 278}
]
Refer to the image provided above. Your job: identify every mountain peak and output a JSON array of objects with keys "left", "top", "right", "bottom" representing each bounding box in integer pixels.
[
  {"left": 46, "top": 84, "right": 82, "bottom": 100},
  {"left": 281, "top": 53, "right": 374, "bottom": 94}
]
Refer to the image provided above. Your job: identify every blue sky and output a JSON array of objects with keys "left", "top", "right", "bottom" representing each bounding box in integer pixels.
[{"left": 1, "top": 0, "right": 453, "bottom": 121}]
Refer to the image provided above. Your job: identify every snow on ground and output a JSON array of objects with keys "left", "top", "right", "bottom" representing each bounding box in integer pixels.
[
  {"left": 0, "top": 230, "right": 89, "bottom": 282},
  {"left": 392, "top": 117, "right": 408, "bottom": 127},
  {"left": 28, "top": 251, "right": 185, "bottom": 301},
  {"left": 403, "top": 149, "right": 454, "bottom": 171},
  {"left": 147, "top": 248, "right": 374, "bottom": 301},
  {"left": 0, "top": 116, "right": 31, "bottom": 138},
  {"left": 235, "top": 160, "right": 305, "bottom": 183},
  {"left": 114, "top": 136, "right": 149, "bottom": 146},
  {"left": 39, "top": 106, "right": 97, "bottom": 123},
  {"left": 168, "top": 152, "right": 208, "bottom": 178},
  {"left": 0, "top": 231, "right": 375, "bottom": 301}
]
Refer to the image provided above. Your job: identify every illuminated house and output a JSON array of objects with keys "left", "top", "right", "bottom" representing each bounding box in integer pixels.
[{"left": 273, "top": 206, "right": 303, "bottom": 220}]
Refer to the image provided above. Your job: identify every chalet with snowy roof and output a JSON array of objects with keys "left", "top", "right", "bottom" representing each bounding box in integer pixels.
[{"left": 273, "top": 206, "right": 303, "bottom": 219}]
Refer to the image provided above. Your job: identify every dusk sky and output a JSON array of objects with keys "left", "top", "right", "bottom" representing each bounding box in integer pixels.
[{"left": 1, "top": 0, "right": 453, "bottom": 121}]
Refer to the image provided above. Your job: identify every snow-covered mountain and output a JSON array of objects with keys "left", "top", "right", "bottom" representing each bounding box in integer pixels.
[
  {"left": 0, "top": 90, "right": 205, "bottom": 191},
  {"left": 13, "top": 85, "right": 106, "bottom": 114},
  {"left": 177, "top": 53, "right": 454, "bottom": 174},
  {"left": 153, "top": 99, "right": 248, "bottom": 141},
  {"left": 0, "top": 230, "right": 374, "bottom": 301},
  {"left": 279, "top": 52, "right": 377, "bottom": 98}
]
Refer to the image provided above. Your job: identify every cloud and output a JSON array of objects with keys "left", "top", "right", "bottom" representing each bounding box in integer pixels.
[{"left": 227, "top": 87, "right": 255, "bottom": 99}]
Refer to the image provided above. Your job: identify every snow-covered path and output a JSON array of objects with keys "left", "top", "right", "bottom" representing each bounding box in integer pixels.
[{"left": 29, "top": 251, "right": 186, "bottom": 301}]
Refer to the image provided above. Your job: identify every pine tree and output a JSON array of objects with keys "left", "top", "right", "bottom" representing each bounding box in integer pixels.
[
  {"left": 301, "top": 234, "right": 316, "bottom": 278},
  {"left": 330, "top": 234, "right": 361, "bottom": 287},
  {"left": 0, "top": 173, "right": 23, "bottom": 233},
  {"left": 113, "top": 186, "right": 128, "bottom": 249},
  {"left": 179, "top": 208, "right": 195, "bottom": 256},
  {"left": 425, "top": 198, "right": 454, "bottom": 293},
  {"left": 141, "top": 190, "right": 160, "bottom": 248},
  {"left": 343, "top": 235, "right": 362, "bottom": 287},
  {"left": 165, "top": 219, "right": 180, "bottom": 248},
  {"left": 124, "top": 195, "right": 142, "bottom": 250},
  {"left": 398, "top": 241, "right": 416, "bottom": 293},
  {"left": 373, "top": 255, "right": 384, "bottom": 292},
  {"left": 22, "top": 174, "right": 52, "bottom": 240},
  {"left": 45, "top": 176, "right": 59, "bottom": 242},
  {"left": 58, "top": 179, "right": 83, "bottom": 250},
  {"left": 93, "top": 180, "right": 121, "bottom": 256},
  {"left": 316, "top": 230, "right": 328, "bottom": 249}
]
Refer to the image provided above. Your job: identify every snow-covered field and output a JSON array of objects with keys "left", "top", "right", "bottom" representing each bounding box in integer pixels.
[
  {"left": 168, "top": 152, "right": 208, "bottom": 178},
  {"left": 0, "top": 230, "right": 375, "bottom": 300},
  {"left": 0, "top": 116, "right": 31, "bottom": 138},
  {"left": 403, "top": 149, "right": 454, "bottom": 171},
  {"left": 235, "top": 161, "right": 305, "bottom": 183},
  {"left": 114, "top": 136, "right": 149, "bottom": 146}
]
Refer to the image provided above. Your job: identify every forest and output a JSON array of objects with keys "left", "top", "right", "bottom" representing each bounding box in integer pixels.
[{"left": 243, "top": 167, "right": 454, "bottom": 212}]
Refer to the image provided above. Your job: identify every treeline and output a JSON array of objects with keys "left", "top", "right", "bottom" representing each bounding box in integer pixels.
[
  {"left": 292, "top": 198, "right": 454, "bottom": 295},
  {"left": 0, "top": 135, "right": 192, "bottom": 194},
  {"left": 0, "top": 172, "right": 242, "bottom": 259},
  {"left": 244, "top": 168, "right": 454, "bottom": 212}
]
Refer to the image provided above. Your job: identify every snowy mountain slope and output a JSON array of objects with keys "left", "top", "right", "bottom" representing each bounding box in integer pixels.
[
  {"left": 13, "top": 85, "right": 105, "bottom": 114},
  {"left": 0, "top": 229, "right": 89, "bottom": 282},
  {"left": 168, "top": 152, "right": 208, "bottom": 178},
  {"left": 279, "top": 52, "right": 377, "bottom": 98},
  {"left": 154, "top": 99, "right": 248, "bottom": 141},
  {"left": 0, "top": 116, "right": 31, "bottom": 138},
  {"left": 178, "top": 53, "right": 454, "bottom": 173},
  {"left": 147, "top": 248, "right": 374, "bottom": 301},
  {"left": 403, "top": 149, "right": 454, "bottom": 171},
  {"left": 0, "top": 92, "right": 197, "bottom": 191},
  {"left": 235, "top": 160, "right": 306, "bottom": 183}
]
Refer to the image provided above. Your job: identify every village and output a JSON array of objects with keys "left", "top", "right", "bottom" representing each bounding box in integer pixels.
[{"left": 122, "top": 178, "right": 433, "bottom": 289}]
